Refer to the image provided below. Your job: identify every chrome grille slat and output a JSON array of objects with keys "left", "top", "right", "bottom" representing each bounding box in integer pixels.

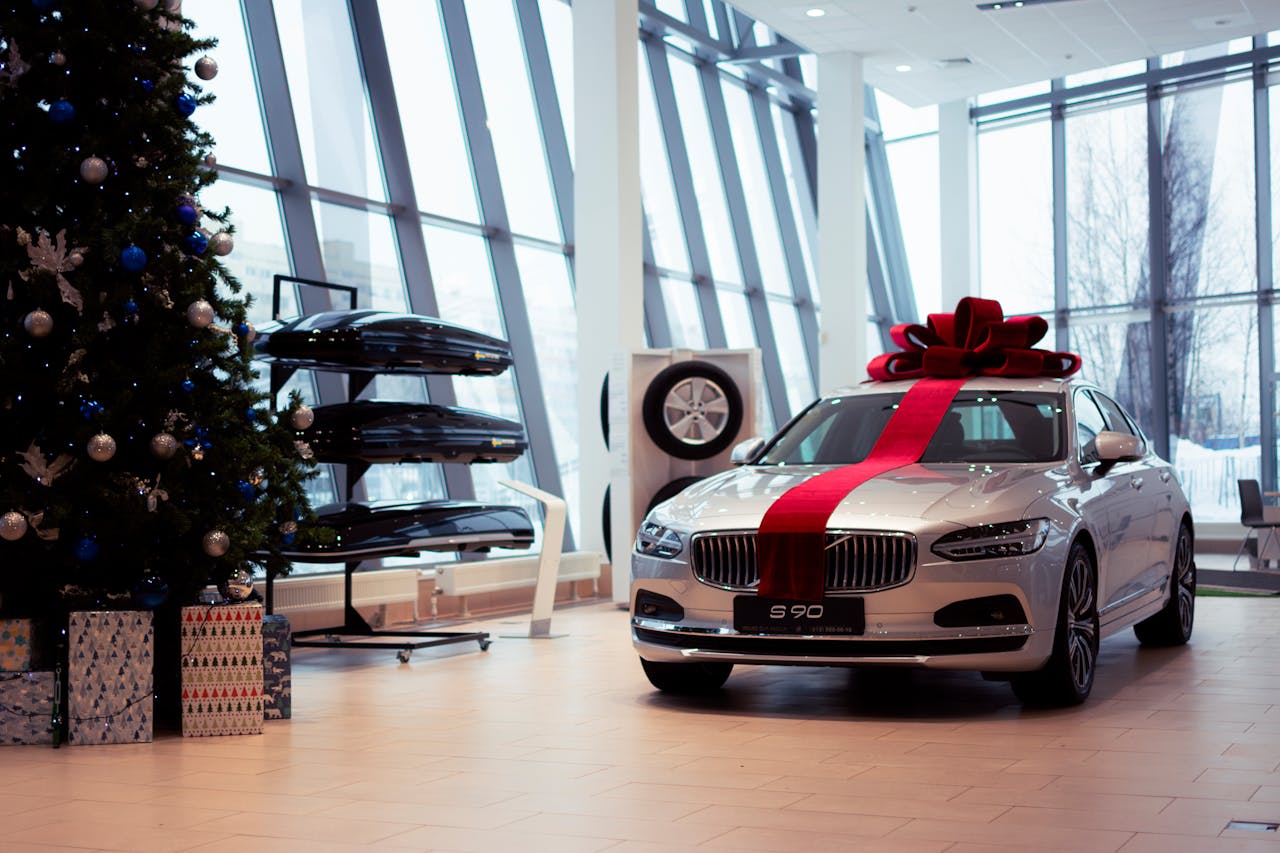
[{"left": 691, "top": 531, "right": 915, "bottom": 592}]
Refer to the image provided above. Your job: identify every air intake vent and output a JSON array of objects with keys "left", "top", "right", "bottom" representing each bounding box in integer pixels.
[{"left": 934, "top": 57, "right": 974, "bottom": 69}]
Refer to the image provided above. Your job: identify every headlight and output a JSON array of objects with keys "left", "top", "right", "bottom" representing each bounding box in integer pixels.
[
  {"left": 932, "top": 519, "right": 1050, "bottom": 561},
  {"left": 634, "top": 521, "right": 684, "bottom": 559}
]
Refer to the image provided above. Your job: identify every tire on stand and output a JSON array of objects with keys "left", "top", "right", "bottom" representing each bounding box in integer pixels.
[
  {"left": 641, "top": 361, "right": 743, "bottom": 460},
  {"left": 1011, "top": 540, "right": 1099, "bottom": 707},
  {"left": 646, "top": 476, "right": 704, "bottom": 516},
  {"left": 639, "top": 658, "right": 733, "bottom": 694},
  {"left": 1133, "top": 522, "right": 1195, "bottom": 647}
]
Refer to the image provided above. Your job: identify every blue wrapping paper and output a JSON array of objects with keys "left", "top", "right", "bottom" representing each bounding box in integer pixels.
[
  {"left": 0, "top": 671, "right": 55, "bottom": 745},
  {"left": 67, "top": 611, "right": 154, "bottom": 745},
  {"left": 262, "top": 614, "right": 291, "bottom": 720}
]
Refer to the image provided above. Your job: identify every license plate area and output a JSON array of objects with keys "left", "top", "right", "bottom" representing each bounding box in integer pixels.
[{"left": 733, "top": 596, "right": 865, "bottom": 635}]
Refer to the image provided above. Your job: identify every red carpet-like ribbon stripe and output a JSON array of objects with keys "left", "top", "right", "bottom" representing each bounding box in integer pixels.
[{"left": 755, "top": 296, "right": 1081, "bottom": 603}]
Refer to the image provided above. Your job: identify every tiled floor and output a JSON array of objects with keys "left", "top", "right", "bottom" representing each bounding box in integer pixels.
[{"left": 5, "top": 595, "right": 1280, "bottom": 852}]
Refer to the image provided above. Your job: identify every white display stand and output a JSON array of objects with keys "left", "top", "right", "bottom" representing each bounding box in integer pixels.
[{"left": 498, "top": 479, "right": 569, "bottom": 639}]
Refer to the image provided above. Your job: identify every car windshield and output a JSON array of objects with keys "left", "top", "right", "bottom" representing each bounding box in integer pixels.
[{"left": 758, "top": 391, "right": 1067, "bottom": 465}]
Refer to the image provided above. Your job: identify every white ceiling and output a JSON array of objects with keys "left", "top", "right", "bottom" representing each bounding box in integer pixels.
[{"left": 726, "top": 0, "right": 1280, "bottom": 106}]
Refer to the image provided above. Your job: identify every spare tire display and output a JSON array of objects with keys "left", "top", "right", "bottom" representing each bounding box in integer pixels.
[{"left": 641, "top": 360, "right": 743, "bottom": 460}]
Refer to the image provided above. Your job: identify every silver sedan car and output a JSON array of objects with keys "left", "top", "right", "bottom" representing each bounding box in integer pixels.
[{"left": 631, "top": 376, "right": 1195, "bottom": 706}]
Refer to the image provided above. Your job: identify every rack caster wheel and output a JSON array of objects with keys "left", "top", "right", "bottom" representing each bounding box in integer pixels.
[
  {"left": 478, "top": 639, "right": 492, "bottom": 651},
  {"left": 396, "top": 650, "right": 412, "bottom": 663}
]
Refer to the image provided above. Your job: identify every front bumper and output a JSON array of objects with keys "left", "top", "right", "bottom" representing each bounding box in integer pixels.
[{"left": 630, "top": 548, "right": 1062, "bottom": 672}]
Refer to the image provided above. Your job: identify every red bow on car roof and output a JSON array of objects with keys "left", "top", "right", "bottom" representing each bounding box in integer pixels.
[
  {"left": 756, "top": 297, "right": 1081, "bottom": 602},
  {"left": 867, "top": 297, "right": 1080, "bottom": 381}
]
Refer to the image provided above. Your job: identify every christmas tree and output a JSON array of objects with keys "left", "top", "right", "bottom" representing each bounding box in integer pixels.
[{"left": 0, "top": 0, "right": 317, "bottom": 621}]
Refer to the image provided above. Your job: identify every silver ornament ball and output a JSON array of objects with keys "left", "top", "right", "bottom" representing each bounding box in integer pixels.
[
  {"left": 50, "top": 51, "right": 66, "bottom": 66},
  {"left": 164, "top": 0, "right": 182, "bottom": 13},
  {"left": 194, "top": 56, "right": 218, "bottom": 81},
  {"left": 279, "top": 521, "right": 298, "bottom": 536},
  {"left": 208, "top": 231, "right": 233, "bottom": 256},
  {"left": 79, "top": 156, "right": 109, "bottom": 184},
  {"left": 291, "top": 404, "right": 315, "bottom": 430},
  {"left": 218, "top": 566, "right": 254, "bottom": 601},
  {"left": 0, "top": 511, "right": 28, "bottom": 542},
  {"left": 203, "top": 153, "right": 216, "bottom": 168},
  {"left": 150, "top": 432, "right": 179, "bottom": 460},
  {"left": 187, "top": 299, "right": 215, "bottom": 328},
  {"left": 202, "top": 529, "right": 230, "bottom": 558},
  {"left": 135, "top": 0, "right": 159, "bottom": 9},
  {"left": 23, "top": 309, "right": 53, "bottom": 338},
  {"left": 87, "top": 433, "right": 117, "bottom": 462}
]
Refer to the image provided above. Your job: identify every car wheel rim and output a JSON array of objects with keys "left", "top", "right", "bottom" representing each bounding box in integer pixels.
[
  {"left": 1175, "top": 529, "right": 1194, "bottom": 636},
  {"left": 1065, "top": 553, "right": 1097, "bottom": 692},
  {"left": 663, "top": 377, "right": 731, "bottom": 446}
]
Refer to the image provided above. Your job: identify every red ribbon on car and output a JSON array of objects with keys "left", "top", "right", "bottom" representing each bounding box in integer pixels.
[{"left": 756, "top": 297, "right": 1080, "bottom": 602}]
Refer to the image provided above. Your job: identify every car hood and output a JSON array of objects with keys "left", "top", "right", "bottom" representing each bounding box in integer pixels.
[{"left": 653, "top": 461, "right": 1069, "bottom": 533}]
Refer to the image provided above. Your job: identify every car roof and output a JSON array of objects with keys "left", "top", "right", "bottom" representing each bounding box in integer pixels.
[{"left": 823, "top": 375, "right": 1090, "bottom": 399}]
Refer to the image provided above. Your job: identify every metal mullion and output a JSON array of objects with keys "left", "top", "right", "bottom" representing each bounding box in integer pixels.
[
  {"left": 644, "top": 34, "right": 727, "bottom": 349},
  {"left": 1051, "top": 79, "right": 1069, "bottom": 353},
  {"left": 865, "top": 217, "right": 896, "bottom": 353},
  {"left": 1146, "top": 60, "right": 1171, "bottom": 458},
  {"left": 865, "top": 88, "right": 915, "bottom": 324},
  {"left": 780, "top": 57, "right": 818, "bottom": 211},
  {"left": 638, "top": 1, "right": 732, "bottom": 58},
  {"left": 695, "top": 54, "right": 790, "bottom": 425},
  {"left": 642, "top": 223, "right": 673, "bottom": 348},
  {"left": 242, "top": 0, "right": 352, "bottom": 502},
  {"left": 710, "top": 0, "right": 732, "bottom": 48},
  {"left": 514, "top": 0, "right": 574, "bottom": 245},
  {"left": 1255, "top": 36, "right": 1276, "bottom": 492},
  {"left": 749, "top": 83, "right": 817, "bottom": 384},
  {"left": 438, "top": 0, "right": 568, "bottom": 543},
  {"left": 348, "top": 0, "right": 474, "bottom": 502}
]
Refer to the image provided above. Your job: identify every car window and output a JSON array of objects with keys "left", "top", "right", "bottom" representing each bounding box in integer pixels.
[
  {"left": 759, "top": 391, "right": 1065, "bottom": 465},
  {"left": 1091, "top": 391, "right": 1145, "bottom": 447},
  {"left": 1074, "top": 391, "right": 1109, "bottom": 464}
]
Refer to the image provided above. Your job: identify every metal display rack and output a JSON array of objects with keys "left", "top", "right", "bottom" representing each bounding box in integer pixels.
[{"left": 261, "top": 274, "right": 490, "bottom": 660}]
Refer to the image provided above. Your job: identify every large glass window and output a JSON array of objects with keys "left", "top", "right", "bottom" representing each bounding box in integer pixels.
[
  {"left": 468, "top": 0, "right": 561, "bottom": 241},
  {"left": 1068, "top": 316, "right": 1155, "bottom": 438},
  {"left": 539, "top": 0, "right": 573, "bottom": 165},
  {"left": 639, "top": 56, "right": 690, "bottom": 273},
  {"left": 771, "top": 103, "right": 817, "bottom": 299},
  {"left": 380, "top": 0, "right": 480, "bottom": 223},
  {"left": 977, "top": 120, "right": 1053, "bottom": 314},
  {"left": 186, "top": 0, "right": 271, "bottom": 174},
  {"left": 199, "top": 181, "right": 295, "bottom": 324},
  {"left": 661, "top": 277, "right": 708, "bottom": 349},
  {"left": 723, "top": 82, "right": 790, "bottom": 297},
  {"left": 275, "top": 0, "right": 385, "bottom": 201},
  {"left": 312, "top": 203, "right": 407, "bottom": 311},
  {"left": 887, "top": 132, "right": 941, "bottom": 318},
  {"left": 1066, "top": 103, "right": 1149, "bottom": 308},
  {"left": 767, "top": 298, "right": 814, "bottom": 413}
]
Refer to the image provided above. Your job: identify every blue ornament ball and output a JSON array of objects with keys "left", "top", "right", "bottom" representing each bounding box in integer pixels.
[
  {"left": 74, "top": 537, "right": 98, "bottom": 561},
  {"left": 123, "top": 299, "right": 139, "bottom": 315},
  {"left": 175, "top": 93, "right": 197, "bottom": 117},
  {"left": 233, "top": 322, "right": 249, "bottom": 336},
  {"left": 281, "top": 532, "right": 296, "bottom": 545},
  {"left": 120, "top": 244, "right": 147, "bottom": 272},
  {"left": 140, "top": 79, "right": 154, "bottom": 93},
  {"left": 181, "top": 378, "right": 195, "bottom": 393},
  {"left": 132, "top": 575, "right": 170, "bottom": 609},
  {"left": 236, "top": 480, "right": 256, "bottom": 501},
  {"left": 185, "top": 231, "right": 208, "bottom": 255},
  {"left": 176, "top": 204, "right": 198, "bottom": 224},
  {"left": 48, "top": 100, "right": 75, "bottom": 123},
  {"left": 244, "top": 408, "right": 258, "bottom": 422}
]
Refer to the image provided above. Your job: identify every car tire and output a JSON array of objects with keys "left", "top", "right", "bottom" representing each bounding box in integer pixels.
[
  {"left": 646, "top": 476, "right": 704, "bottom": 516},
  {"left": 1134, "top": 522, "right": 1195, "bottom": 647},
  {"left": 600, "top": 375, "right": 609, "bottom": 450},
  {"left": 1011, "top": 540, "right": 1098, "bottom": 707},
  {"left": 642, "top": 361, "right": 743, "bottom": 460},
  {"left": 602, "top": 487, "right": 611, "bottom": 562},
  {"left": 639, "top": 658, "right": 733, "bottom": 694}
]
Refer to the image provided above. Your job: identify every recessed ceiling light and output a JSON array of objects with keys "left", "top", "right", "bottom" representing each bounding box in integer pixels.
[
  {"left": 896, "top": 64, "right": 912, "bottom": 72},
  {"left": 978, "top": 0, "right": 1084, "bottom": 9},
  {"left": 805, "top": 7, "right": 827, "bottom": 17}
]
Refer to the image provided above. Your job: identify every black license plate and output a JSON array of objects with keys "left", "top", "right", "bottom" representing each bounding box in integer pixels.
[{"left": 733, "top": 596, "right": 865, "bottom": 635}]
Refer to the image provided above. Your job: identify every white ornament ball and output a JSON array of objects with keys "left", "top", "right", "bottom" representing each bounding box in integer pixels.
[
  {"left": 208, "top": 231, "right": 233, "bottom": 256},
  {"left": 202, "top": 529, "right": 230, "bottom": 557},
  {"left": 135, "top": 0, "right": 159, "bottom": 9},
  {"left": 23, "top": 309, "right": 53, "bottom": 338},
  {"left": 218, "top": 567, "right": 253, "bottom": 601},
  {"left": 150, "top": 432, "right": 179, "bottom": 460},
  {"left": 164, "top": 0, "right": 182, "bottom": 13},
  {"left": 203, "top": 153, "right": 216, "bottom": 168},
  {"left": 187, "top": 299, "right": 215, "bottom": 328},
  {"left": 87, "top": 433, "right": 117, "bottom": 462},
  {"left": 194, "top": 56, "right": 218, "bottom": 81},
  {"left": 291, "top": 404, "right": 315, "bottom": 430},
  {"left": 0, "top": 511, "right": 28, "bottom": 542},
  {"left": 79, "top": 156, "right": 109, "bottom": 184}
]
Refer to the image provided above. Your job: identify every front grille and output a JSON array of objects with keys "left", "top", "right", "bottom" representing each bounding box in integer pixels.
[{"left": 691, "top": 531, "right": 915, "bottom": 592}]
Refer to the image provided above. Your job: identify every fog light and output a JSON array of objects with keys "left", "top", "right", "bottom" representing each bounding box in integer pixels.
[{"left": 634, "top": 590, "right": 684, "bottom": 622}]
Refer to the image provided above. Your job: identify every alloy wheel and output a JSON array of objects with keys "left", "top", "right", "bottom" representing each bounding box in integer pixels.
[
  {"left": 1175, "top": 528, "right": 1195, "bottom": 636},
  {"left": 1065, "top": 551, "right": 1097, "bottom": 693},
  {"left": 663, "top": 377, "right": 732, "bottom": 445}
]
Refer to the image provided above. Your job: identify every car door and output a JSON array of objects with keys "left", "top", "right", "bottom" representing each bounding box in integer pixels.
[
  {"left": 1072, "top": 389, "right": 1155, "bottom": 617},
  {"left": 1091, "top": 390, "right": 1174, "bottom": 596}
]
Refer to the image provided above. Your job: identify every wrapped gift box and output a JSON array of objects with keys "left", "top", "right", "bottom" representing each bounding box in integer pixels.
[
  {"left": 262, "top": 614, "right": 291, "bottom": 720},
  {"left": 180, "top": 603, "right": 264, "bottom": 737},
  {"left": 0, "top": 671, "right": 55, "bottom": 745},
  {"left": 0, "top": 619, "right": 34, "bottom": 672},
  {"left": 67, "top": 611, "right": 154, "bottom": 745}
]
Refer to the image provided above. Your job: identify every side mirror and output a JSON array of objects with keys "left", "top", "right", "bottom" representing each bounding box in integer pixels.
[
  {"left": 1095, "top": 430, "right": 1143, "bottom": 463},
  {"left": 729, "top": 436, "right": 765, "bottom": 466}
]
